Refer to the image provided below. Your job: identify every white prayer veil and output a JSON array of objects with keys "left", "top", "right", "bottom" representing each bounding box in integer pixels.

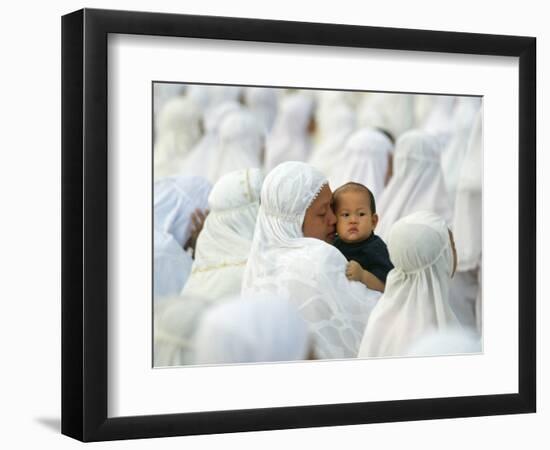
[
  {"left": 206, "top": 110, "right": 265, "bottom": 183},
  {"left": 264, "top": 93, "right": 315, "bottom": 171},
  {"left": 178, "top": 101, "right": 242, "bottom": 180},
  {"left": 153, "top": 293, "right": 216, "bottom": 367},
  {"left": 309, "top": 101, "right": 357, "bottom": 177},
  {"left": 328, "top": 128, "right": 394, "bottom": 200},
  {"left": 376, "top": 130, "right": 452, "bottom": 240},
  {"left": 153, "top": 96, "right": 202, "bottom": 180},
  {"left": 154, "top": 175, "right": 211, "bottom": 247},
  {"left": 181, "top": 168, "right": 264, "bottom": 301},
  {"left": 193, "top": 294, "right": 310, "bottom": 365},
  {"left": 242, "top": 161, "right": 379, "bottom": 359},
  {"left": 358, "top": 211, "right": 460, "bottom": 358},
  {"left": 153, "top": 229, "right": 193, "bottom": 299},
  {"left": 243, "top": 87, "right": 278, "bottom": 133}
]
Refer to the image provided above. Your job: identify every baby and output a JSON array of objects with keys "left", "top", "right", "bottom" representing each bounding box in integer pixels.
[{"left": 332, "top": 182, "right": 394, "bottom": 292}]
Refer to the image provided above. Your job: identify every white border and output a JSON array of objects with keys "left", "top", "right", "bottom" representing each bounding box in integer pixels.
[{"left": 108, "top": 34, "right": 518, "bottom": 417}]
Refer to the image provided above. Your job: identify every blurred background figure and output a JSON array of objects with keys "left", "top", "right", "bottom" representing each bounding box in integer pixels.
[{"left": 243, "top": 87, "right": 279, "bottom": 134}]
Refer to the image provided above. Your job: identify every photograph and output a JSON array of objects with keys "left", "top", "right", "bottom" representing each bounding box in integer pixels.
[{"left": 152, "top": 83, "right": 483, "bottom": 367}]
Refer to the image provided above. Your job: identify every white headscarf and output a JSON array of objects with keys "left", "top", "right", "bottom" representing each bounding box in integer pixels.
[
  {"left": 357, "top": 93, "right": 415, "bottom": 142},
  {"left": 264, "top": 93, "right": 315, "bottom": 171},
  {"left": 328, "top": 128, "right": 393, "bottom": 200},
  {"left": 154, "top": 175, "right": 211, "bottom": 247},
  {"left": 193, "top": 294, "right": 310, "bottom": 365},
  {"left": 376, "top": 130, "right": 452, "bottom": 240},
  {"left": 243, "top": 87, "right": 278, "bottom": 133},
  {"left": 154, "top": 96, "right": 202, "bottom": 180},
  {"left": 308, "top": 101, "right": 357, "bottom": 177},
  {"left": 205, "top": 110, "right": 265, "bottom": 183},
  {"left": 179, "top": 101, "right": 243, "bottom": 181},
  {"left": 181, "top": 168, "right": 263, "bottom": 301},
  {"left": 153, "top": 230, "right": 193, "bottom": 299},
  {"left": 358, "top": 211, "right": 460, "bottom": 358},
  {"left": 242, "top": 161, "right": 379, "bottom": 359},
  {"left": 453, "top": 109, "right": 482, "bottom": 271}
]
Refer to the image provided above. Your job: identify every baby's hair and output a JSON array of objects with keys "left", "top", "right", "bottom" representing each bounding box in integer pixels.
[{"left": 332, "top": 182, "right": 376, "bottom": 214}]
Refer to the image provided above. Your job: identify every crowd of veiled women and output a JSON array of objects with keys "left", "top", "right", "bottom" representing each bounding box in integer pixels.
[{"left": 153, "top": 83, "right": 482, "bottom": 366}]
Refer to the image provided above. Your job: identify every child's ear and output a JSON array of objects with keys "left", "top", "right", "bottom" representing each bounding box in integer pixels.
[{"left": 372, "top": 213, "right": 379, "bottom": 228}]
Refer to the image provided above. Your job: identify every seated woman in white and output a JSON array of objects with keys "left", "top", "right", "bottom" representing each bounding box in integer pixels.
[
  {"left": 376, "top": 130, "right": 452, "bottom": 240},
  {"left": 181, "top": 168, "right": 264, "bottom": 302},
  {"left": 358, "top": 211, "right": 461, "bottom": 358},
  {"left": 242, "top": 161, "right": 380, "bottom": 360},
  {"left": 193, "top": 294, "right": 311, "bottom": 365}
]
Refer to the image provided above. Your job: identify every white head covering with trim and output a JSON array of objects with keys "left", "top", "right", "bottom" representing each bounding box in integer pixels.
[
  {"left": 242, "top": 161, "right": 379, "bottom": 359},
  {"left": 264, "top": 93, "right": 315, "bottom": 171},
  {"left": 358, "top": 211, "right": 460, "bottom": 358},
  {"left": 193, "top": 294, "right": 310, "bottom": 365},
  {"left": 154, "top": 175, "right": 211, "bottom": 247},
  {"left": 181, "top": 168, "right": 263, "bottom": 301},
  {"left": 376, "top": 130, "right": 452, "bottom": 240},
  {"left": 328, "top": 128, "right": 393, "bottom": 200}
]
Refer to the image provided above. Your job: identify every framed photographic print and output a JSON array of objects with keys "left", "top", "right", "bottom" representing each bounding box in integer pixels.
[{"left": 61, "top": 8, "right": 536, "bottom": 442}]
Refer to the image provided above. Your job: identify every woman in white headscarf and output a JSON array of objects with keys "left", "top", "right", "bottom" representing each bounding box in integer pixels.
[
  {"left": 153, "top": 175, "right": 211, "bottom": 298},
  {"left": 358, "top": 211, "right": 461, "bottom": 358},
  {"left": 264, "top": 93, "right": 315, "bottom": 171},
  {"left": 181, "top": 168, "right": 263, "bottom": 301},
  {"left": 205, "top": 110, "right": 265, "bottom": 183},
  {"left": 179, "top": 100, "right": 242, "bottom": 180},
  {"left": 448, "top": 109, "right": 483, "bottom": 332},
  {"left": 308, "top": 100, "right": 357, "bottom": 178},
  {"left": 193, "top": 294, "right": 311, "bottom": 365},
  {"left": 243, "top": 87, "right": 278, "bottom": 134},
  {"left": 242, "top": 161, "right": 380, "bottom": 360},
  {"left": 154, "top": 96, "right": 202, "bottom": 180},
  {"left": 328, "top": 128, "right": 394, "bottom": 200},
  {"left": 376, "top": 130, "right": 452, "bottom": 240}
]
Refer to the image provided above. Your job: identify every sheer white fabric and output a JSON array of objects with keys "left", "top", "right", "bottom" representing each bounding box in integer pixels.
[
  {"left": 243, "top": 87, "right": 278, "bottom": 133},
  {"left": 179, "top": 101, "right": 242, "bottom": 180},
  {"left": 153, "top": 96, "right": 202, "bottom": 180},
  {"left": 193, "top": 294, "right": 310, "bottom": 365},
  {"left": 309, "top": 101, "right": 356, "bottom": 178},
  {"left": 153, "top": 230, "right": 193, "bottom": 299},
  {"left": 242, "top": 161, "right": 379, "bottom": 360},
  {"left": 376, "top": 130, "right": 452, "bottom": 240},
  {"left": 205, "top": 110, "right": 265, "bottom": 183},
  {"left": 358, "top": 211, "right": 461, "bottom": 358},
  {"left": 153, "top": 175, "right": 211, "bottom": 247},
  {"left": 181, "top": 168, "right": 263, "bottom": 301},
  {"left": 264, "top": 94, "right": 314, "bottom": 171},
  {"left": 357, "top": 93, "right": 415, "bottom": 141},
  {"left": 406, "top": 328, "right": 481, "bottom": 357},
  {"left": 328, "top": 128, "right": 393, "bottom": 200}
]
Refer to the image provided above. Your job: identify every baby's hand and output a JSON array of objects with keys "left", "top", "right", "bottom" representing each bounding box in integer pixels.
[{"left": 346, "top": 260, "right": 363, "bottom": 282}]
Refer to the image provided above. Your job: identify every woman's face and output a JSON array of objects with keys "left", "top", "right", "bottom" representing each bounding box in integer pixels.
[{"left": 302, "top": 185, "right": 337, "bottom": 243}]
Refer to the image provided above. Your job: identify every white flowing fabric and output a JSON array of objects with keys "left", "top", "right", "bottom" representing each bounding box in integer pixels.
[
  {"left": 264, "top": 94, "right": 314, "bottom": 171},
  {"left": 181, "top": 168, "right": 263, "bottom": 301},
  {"left": 376, "top": 130, "right": 452, "bottom": 240},
  {"left": 357, "top": 93, "right": 415, "bottom": 141},
  {"left": 406, "top": 328, "right": 481, "bottom": 357},
  {"left": 153, "top": 96, "right": 202, "bottom": 180},
  {"left": 153, "top": 230, "right": 193, "bottom": 299},
  {"left": 178, "top": 101, "right": 242, "bottom": 181},
  {"left": 154, "top": 175, "right": 211, "bottom": 247},
  {"left": 193, "top": 294, "right": 310, "bottom": 365},
  {"left": 153, "top": 294, "right": 216, "bottom": 367},
  {"left": 243, "top": 87, "right": 278, "bottom": 133},
  {"left": 242, "top": 161, "right": 379, "bottom": 360},
  {"left": 205, "top": 110, "right": 265, "bottom": 183},
  {"left": 328, "top": 128, "right": 393, "bottom": 199},
  {"left": 358, "top": 211, "right": 461, "bottom": 358},
  {"left": 308, "top": 101, "right": 356, "bottom": 177}
]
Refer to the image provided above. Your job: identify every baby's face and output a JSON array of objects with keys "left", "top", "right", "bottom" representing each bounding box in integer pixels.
[{"left": 335, "top": 191, "right": 378, "bottom": 243}]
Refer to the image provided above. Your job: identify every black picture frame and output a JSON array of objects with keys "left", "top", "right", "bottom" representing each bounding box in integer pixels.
[{"left": 61, "top": 8, "right": 536, "bottom": 442}]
